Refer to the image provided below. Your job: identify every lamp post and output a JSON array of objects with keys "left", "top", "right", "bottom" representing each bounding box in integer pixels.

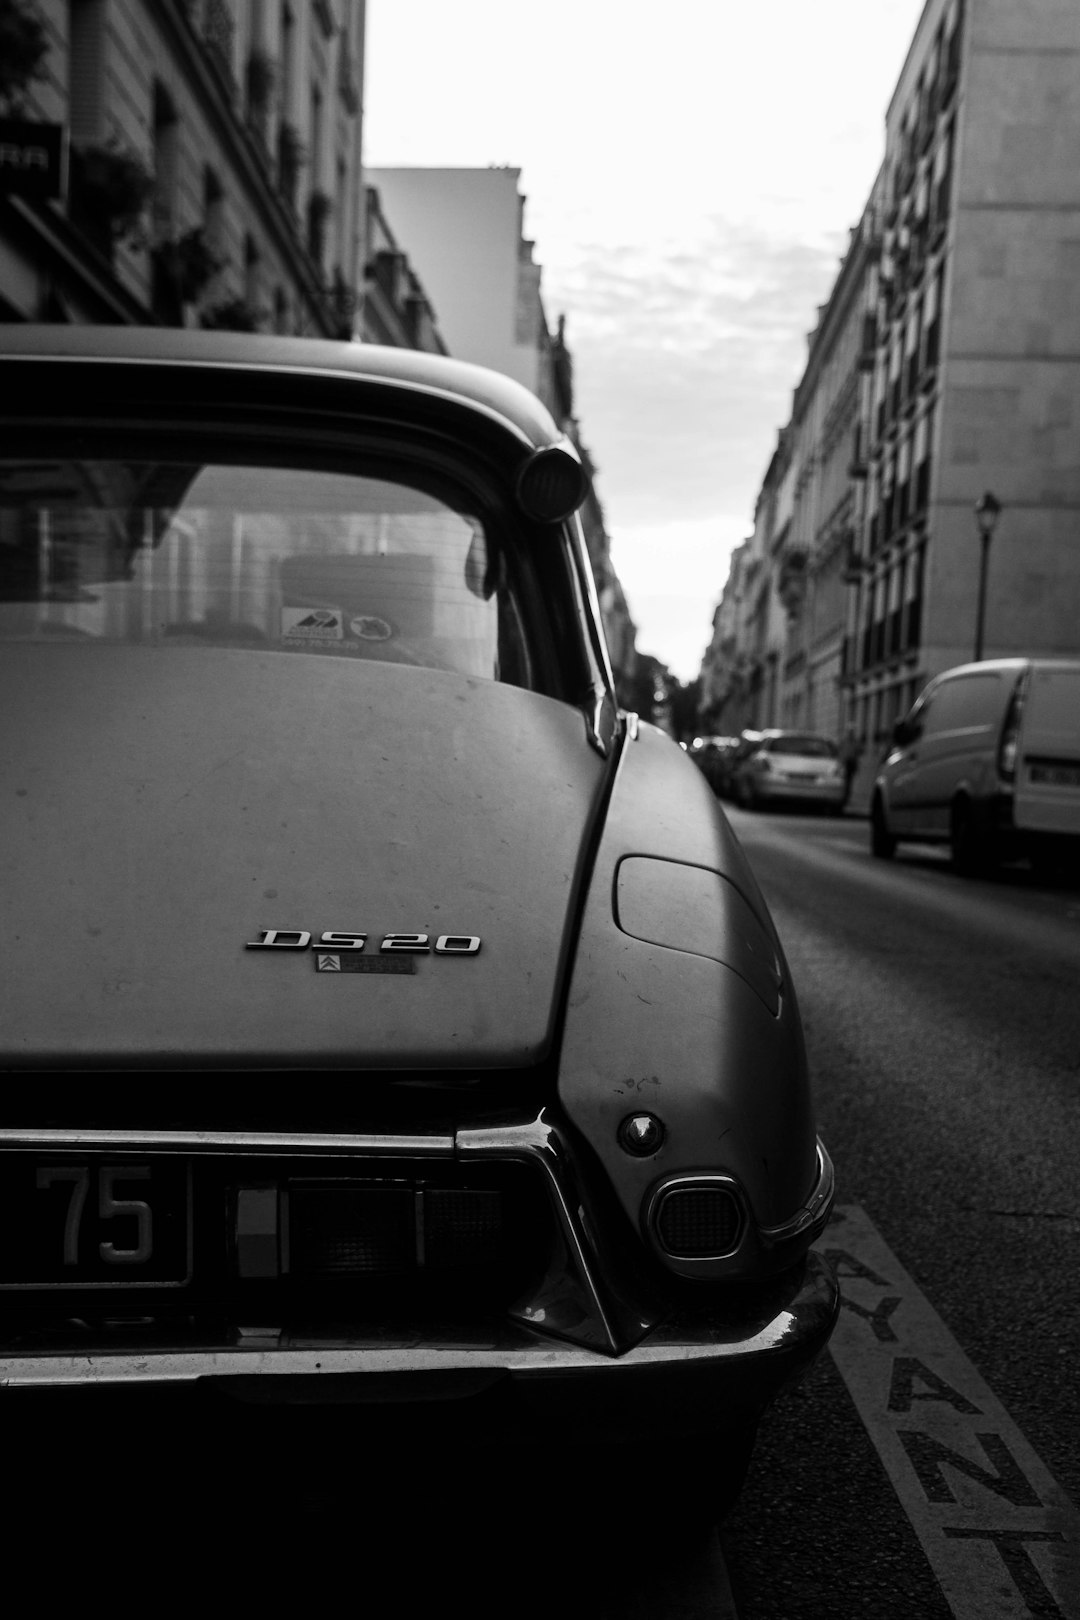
[{"left": 973, "top": 491, "right": 1002, "bottom": 662}]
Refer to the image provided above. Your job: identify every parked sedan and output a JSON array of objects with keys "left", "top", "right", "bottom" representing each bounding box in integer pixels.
[
  {"left": 731, "top": 730, "right": 847, "bottom": 812},
  {"left": 0, "top": 327, "right": 836, "bottom": 1534}
]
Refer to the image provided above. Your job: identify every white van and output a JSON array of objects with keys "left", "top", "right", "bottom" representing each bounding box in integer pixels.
[{"left": 871, "top": 659, "right": 1080, "bottom": 874}]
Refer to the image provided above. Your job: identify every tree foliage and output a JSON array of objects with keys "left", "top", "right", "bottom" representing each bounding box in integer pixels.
[{"left": 0, "top": 0, "right": 50, "bottom": 112}]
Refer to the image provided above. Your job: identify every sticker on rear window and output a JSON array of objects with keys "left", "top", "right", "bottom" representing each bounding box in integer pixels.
[
  {"left": 350, "top": 615, "right": 393, "bottom": 642},
  {"left": 281, "top": 607, "right": 343, "bottom": 641}
]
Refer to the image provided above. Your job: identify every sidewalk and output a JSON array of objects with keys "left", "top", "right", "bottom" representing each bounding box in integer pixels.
[{"left": 845, "top": 759, "right": 876, "bottom": 818}]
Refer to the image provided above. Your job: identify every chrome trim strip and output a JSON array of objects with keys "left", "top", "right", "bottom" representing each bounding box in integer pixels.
[
  {"left": 0, "top": 1333, "right": 793, "bottom": 1386},
  {"left": 0, "top": 1129, "right": 455, "bottom": 1157},
  {"left": 584, "top": 687, "right": 613, "bottom": 758},
  {"left": 0, "top": 1252, "right": 837, "bottom": 1386},
  {"left": 760, "top": 1140, "right": 835, "bottom": 1248},
  {"left": 457, "top": 1112, "right": 654, "bottom": 1355},
  {"left": 564, "top": 510, "right": 616, "bottom": 758}
]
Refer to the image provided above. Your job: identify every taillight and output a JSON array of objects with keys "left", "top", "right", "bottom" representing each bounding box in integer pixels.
[{"left": 998, "top": 677, "right": 1027, "bottom": 781}]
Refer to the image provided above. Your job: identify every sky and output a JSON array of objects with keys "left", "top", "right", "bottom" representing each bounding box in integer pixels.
[{"left": 363, "top": 0, "right": 928, "bottom": 681}]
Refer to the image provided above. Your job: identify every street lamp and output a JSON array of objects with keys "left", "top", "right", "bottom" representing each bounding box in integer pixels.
[{"left": 972, "top": 491, "right": 1002, "bottom": 662}]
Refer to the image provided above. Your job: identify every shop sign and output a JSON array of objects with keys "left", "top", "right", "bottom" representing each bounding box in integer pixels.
[{"left": 0, "top": 120, "right": 66, "bottom": 201}]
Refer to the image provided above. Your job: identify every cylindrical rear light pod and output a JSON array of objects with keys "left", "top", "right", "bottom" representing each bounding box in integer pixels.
[
  {"left": 515, "top": 442, "right": 590, "bottom": 523},
  {"left": 648, "top": 1177, "right": 745, "bottom": 1260}
]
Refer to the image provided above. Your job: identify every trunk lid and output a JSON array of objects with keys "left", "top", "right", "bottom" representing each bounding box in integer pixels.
[{"left": 2, "top": 646, "right": 607, "bottom": 1069}]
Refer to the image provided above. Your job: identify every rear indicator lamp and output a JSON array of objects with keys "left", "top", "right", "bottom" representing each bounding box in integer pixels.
[
  {"left": 515, "top": 443, "right": 589, "bottom": 523},
  {"left": 290, "top": 1185, "right": 503, "bottom": 1277},
  {"left": 650, "top": 1179, "right": 744, "bottom": 1259},
  {"left": 422, "top": 1188, "right": 504, "bottom": 1269},
  {"left": 290, "top": 1187, "right": 417, "bottom": 1276},
  {"left": 236, "top": 1182, "right": 504, "bottom": 1280}
]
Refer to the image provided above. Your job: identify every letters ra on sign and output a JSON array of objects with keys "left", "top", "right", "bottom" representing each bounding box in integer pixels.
[{"left": 0, "top": 121, "right": 66, "bottom": 202}]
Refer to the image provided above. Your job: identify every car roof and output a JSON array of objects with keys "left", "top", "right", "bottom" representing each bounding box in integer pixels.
[
  {"left": 932, "top": 658, "right": 1080, "bottom": 680},
  {"left": 0, "top": 325, "right": 564, "bottom": 454}
]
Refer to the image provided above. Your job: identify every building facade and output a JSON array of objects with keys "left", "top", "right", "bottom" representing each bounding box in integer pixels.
[
  {"left": 361, "top": 183, "right": 446, "bottom": 352},
  {"left": 703, "top": 0, "right": 1080, "bottom": 802},
  {"left": 0, "top": 0, "right": 366, "bottom": 336},
  {"left": 368, "top": 165, "right": 638, "bottom": 690},
  {"left": 364, "top": 168, "right": 558, "bottom": 404}
]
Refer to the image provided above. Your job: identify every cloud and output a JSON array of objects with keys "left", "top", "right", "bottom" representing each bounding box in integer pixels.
[
  {"left": 362, "top": 0, "right": 929, "bottom": 680},
  {"left": 545, "top": 221, "right": 844, "bottom": 532}
]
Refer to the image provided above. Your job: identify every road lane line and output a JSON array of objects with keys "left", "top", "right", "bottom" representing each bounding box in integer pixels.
[{"left": 820, "top": 1205, "right": 1079, "bottom": 1619}]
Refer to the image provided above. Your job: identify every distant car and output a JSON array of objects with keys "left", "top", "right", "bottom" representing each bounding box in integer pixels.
[
  {"left": 715, "top": 730, "right": 763, "bottom": 800},
  {"left": 730, "top": 730, "right": 846, "bottom": 812},
  {"left": 0, "top": 326, "right": 837, "bottom": 1534},
  {"left": 871, "top": 658, "right": 1080, "bottom": 875},
  {"left": 687, "top": 733, "right": 739, "bottom": 792}
]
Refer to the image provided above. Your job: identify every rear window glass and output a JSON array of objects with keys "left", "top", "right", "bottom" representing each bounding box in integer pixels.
[
  {"left": 764, "top": 734, "right": 837, "bottom": 758},
  {"left": 0, "top": 459, "right": 533, "bottom": 686}
]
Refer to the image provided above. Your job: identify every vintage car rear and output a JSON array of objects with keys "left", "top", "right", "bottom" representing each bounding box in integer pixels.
[{"left": 0, "top": 327, "right": 836, "bottom": 1528}]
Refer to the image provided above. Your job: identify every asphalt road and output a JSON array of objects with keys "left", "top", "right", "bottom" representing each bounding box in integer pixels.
[{"left": 720, "top": 806, "right": 1080, "bottom": 1620}]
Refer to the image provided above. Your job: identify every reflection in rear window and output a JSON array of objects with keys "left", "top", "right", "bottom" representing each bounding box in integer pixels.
[{"left": 0, "top": 460, "right": 532, "bottom": 686}]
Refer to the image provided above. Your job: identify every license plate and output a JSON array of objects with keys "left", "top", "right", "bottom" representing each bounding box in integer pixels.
[
  {"left": 1029, "top": 762, "right": 1080, "bottom": 787},
  {"left": 0, "top": 1158, "right": 192, "bottom": 1289}
]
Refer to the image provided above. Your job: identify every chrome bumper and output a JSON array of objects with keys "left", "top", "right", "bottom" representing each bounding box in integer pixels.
[
  {"left": 0, "top": 1114, "right": 837, "bottom": 1395},
  {"left": 0, "top": 1250, "right": 837, "bottom": 1401}
]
